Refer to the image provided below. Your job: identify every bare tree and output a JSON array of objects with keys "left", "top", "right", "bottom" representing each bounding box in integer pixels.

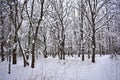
[
  {"left": 31, "top": 0, "right": 44, "bottom": 68},
  {"left": 80, "top": 0, "right": 115, "bottom": 62},
  {"left": 0, "top": 0, "right": 5, "bottom": 62},
  {"left": 7, "top": 0, "right": 27, "bottom": 66},
  {"left": 48, "top": 0, "right": 72, "bottom": 60}
]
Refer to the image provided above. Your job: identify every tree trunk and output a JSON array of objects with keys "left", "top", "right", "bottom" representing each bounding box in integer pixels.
[
  {"left": 1, "top": 42, "right": 5, "bottom": 62},
  {"left": 81, "top": 0, "right": 84, "bottom": 61},
  {"left": 31, "top": 0, "right": 44, "bottom": 68},
  {"left": 43, "top": 35, "right": 47, "bottom": 58},
  {"left": 62, "top": 35, "right": 65, "bottom": 60},
  {"left": 1, "top": 28, "right": 4, "bottom": 62},
  {"left": 92, "top": 30, "right": 96, "bottom": 63},
  {"left": 12, "top": 49, "right": 17, "bottom": 64},
  {"left": 8, "top": 55, "right": 11, "bottom": 74},
  {"left": 88, "top": 51, "right": 90, "bottom": 59},
  {"left": 18, "top": 38, "right": 27, "bottom": 67},
  {"left": 82, "top": 45, "right": 84, "bottom": 61},
  {"left": 78, "top": 46, "right": 81, "bottom": 57},
  {"left": 0, "top": 6, "right": 5, "bottom": 62},
  {"left": 8, "top": 43, "right": 11, "bottom": 74},
  {"left": 27, "top": 26, "right": 31, "bottom": 59},
  {"left": 99, "top": 44, "right": 102, "bottom": 57},
  {"left": 12, "top": 34, "right": 17, "bottom": 64},
  {"left": 31, "top": 42, "right": 35, "bottom": 68},
  {"left": 88, "top": 42, "right": 90, "bottom": 59}
]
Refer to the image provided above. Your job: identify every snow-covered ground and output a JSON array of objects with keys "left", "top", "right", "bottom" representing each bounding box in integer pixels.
[{"left": 0, "top": 55, "right": 120, "bottom": 80}]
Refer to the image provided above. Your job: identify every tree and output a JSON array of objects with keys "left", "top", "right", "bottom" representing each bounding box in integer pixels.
[
  {"left": 48, "top": 0, "right": 72, "bottom": 60},
  {"left": 31, "top": 0, "right": 45, "bottom": 68},
  {"left": 82, "top": 0, "right": 115, "bottom": 62},
  {"left": 0, "top": 0, "right": 5, "bottom": 62},
  {"left": 7, "top": 0, "right": 27, "bottom": 66}
]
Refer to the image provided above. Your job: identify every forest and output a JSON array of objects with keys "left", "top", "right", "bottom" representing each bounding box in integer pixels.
[{"left": 0, "top": 0, "right": 120, "bottom": 80}]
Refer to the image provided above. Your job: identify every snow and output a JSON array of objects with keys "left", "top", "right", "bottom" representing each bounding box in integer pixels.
[
  {"left": 0, "top": 55, "right": 120, "bottom": 80},
  {"left": 32, "top": 40, "right": 35, "bottom": 43}
]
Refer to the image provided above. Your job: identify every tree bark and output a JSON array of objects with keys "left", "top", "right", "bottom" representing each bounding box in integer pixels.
[
  {"left": 0, "top": 4, "right": 5, "bottom": 62},
  {"left": 1, "top": 40, "right": 5, "bottom": 62},
  {"left": 18, "top": 37, "right": 27, "bottom": 67},
  {"left": 92, "top": 28, "right": 96, "bottom": 63},
  {"left": 43, "top": 35, "right": 47, "bottom": 58},
  {"left": 12, "top": 33, "right": 17, "bottom": 64},
  {"left": 81, "top": 0, "right": 84, "bottom": 61},
  {"left": 82, "top": 45, "right": 84, "bottom": 61},
  {"left": 8, "top": 55, "right": 11, "bottom": 74},
  {"left": 31, "top": 42, "right": 35, "bottom": 68}
]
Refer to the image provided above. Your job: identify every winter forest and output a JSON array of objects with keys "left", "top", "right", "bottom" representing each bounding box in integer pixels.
[{"left": 0, "top": 0, "right": 120, "bottom": 80}]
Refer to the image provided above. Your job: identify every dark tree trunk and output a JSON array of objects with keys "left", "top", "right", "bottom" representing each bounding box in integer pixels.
[
  {"left": 59, "top": 48, "right": 62, "bottom": 60},
  {"left": 1, "top": 54, "right": 5, "bottom": 62},
  {"left": 1, "top": 28, "right": 5, "bottom": 62},
  {"left": 88, "top": 0, "right": 97, "bottom": 63},
  {"left": 92, "top": 30, "right": 96, "bottom": 63},
  {"left": 43, "top": 35, "right": 47, "bottom": 58},
  {"left": 78, "top": 51, "right": 81, "bottom": 57},
  {"left": 1, "top": 42, "right": 5, "bottom": 62},
  {"left": 12, "top": 34, "right": 17, "bottom": 64},
  {"left": 59, "top": 34, "right": 65, "bottom": 60},
  {"left": 18, "top": 38, "right": 27, "bottom": 67},
  {"left": 12, "top": 49, "right": 17, "bottom": 64},
  {"left": 82, "top": 46, "right": 84, "bottom": 61},
  {"left": 62, "top": 35, "right": 65, "bottom": 60},
  {"left": 99, "top": 44, "right": 102, "bottom": 57},
  {"left": 44, "top": 50, "right": 47, "bottom": 58},
  {"left": 78, "top": 46, "right": 81, "bottom": 57},
  {"left": 8, "top": 55, "right": 11, "bottom": 74},
  {"left": 27, "top": 26, "right": 31, "bottom": 59},
  {"left": 80, "top": 0, "right": 84, "bottom": 60},
  {"left": 8, "top": 42, "right": 11, "bottom": 74},
  {"left": 88, "top": 43, "right": 90, "bottom": 59},
  {"left": 92, "top": 47, "right": 95, "bottom": 63},
  {"left": 0, "top": 6, "right": 5, "bottom": 62},
  {"left": 31, "top": 42, "right": 35, "bottom": 68}
]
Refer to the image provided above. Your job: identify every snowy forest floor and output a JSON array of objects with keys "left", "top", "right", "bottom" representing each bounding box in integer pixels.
[{"left": 0, "top": 55, "right": 120, "bottom": 80}]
